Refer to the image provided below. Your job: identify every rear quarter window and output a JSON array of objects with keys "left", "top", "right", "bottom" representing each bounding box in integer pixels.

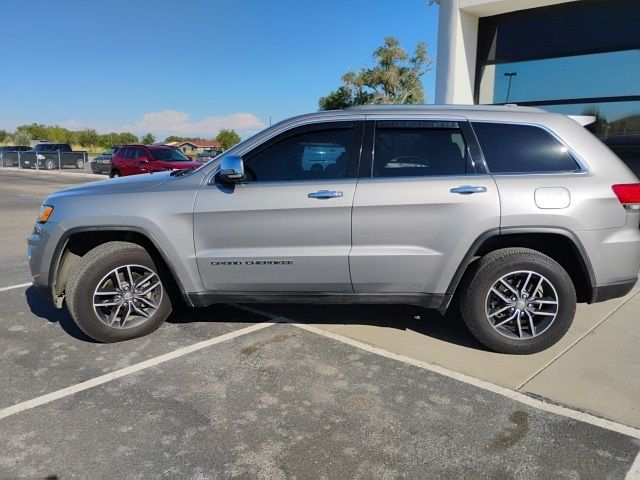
[{"left": 472, "top": 122, "right": 581, "bottom": 174}]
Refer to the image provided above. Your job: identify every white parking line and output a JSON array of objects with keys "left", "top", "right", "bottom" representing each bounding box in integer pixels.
[
  {"left": 627, "top": 452, "right": 640, "bottom": 480},
  {"left": 0, "top": 321, "right": 275, "bottom": 420},
  {"left": 0, "top": 282, "right": 32, "bottom": 292},
  {"left": 234, "top": 305, "right": 640, "bottom": 441}
]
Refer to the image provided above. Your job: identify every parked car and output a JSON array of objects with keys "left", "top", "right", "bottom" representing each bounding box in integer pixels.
[
  {"left": 20, "top": 143, "right": 87, "bottom": 170},
  {"left": 28, "top": 105, "right": 640, "bottom": 353},
  {"left": 195, "top": 149, "right": 221, "bottom": 162},
  {"left": 109, "top": 144, "right": 202, "bottom": 177},
  {"left": 90, "top": 146, "right": 122, "bottom": 175},
  {"left": 0, "top": 145, "right": 31, "bottom": 166}
]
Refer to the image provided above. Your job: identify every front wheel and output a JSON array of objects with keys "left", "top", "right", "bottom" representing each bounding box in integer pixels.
[
  {"left": 459, "top": 247, "right": 576, "bottom": 354},
  {"left": 65, "top": 241, "right": 172, "bottom": 342},
  {"left": 110, "top": 169, "right": 120, "bottom": 178}
]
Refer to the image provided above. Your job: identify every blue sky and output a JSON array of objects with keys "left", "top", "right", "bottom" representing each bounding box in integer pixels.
[{"left": 1, "top": 0, "right": 439, "bottom": 139}]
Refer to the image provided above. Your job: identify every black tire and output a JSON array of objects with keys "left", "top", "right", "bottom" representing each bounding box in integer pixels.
[
  {"left": 66, "top": 241, "right": 172, "bottom": 342},
  {"left": 45, "top": 159, "right": 56, "bottom": 170},
  {"left": 459, "top": 247, "right": 576, "bottom": 354},
  {"left": 110, "top": 169, "right": 120, "bottom": 178},
  {"left": 75, "top": 158, "right": 84, "bottom": 169}
]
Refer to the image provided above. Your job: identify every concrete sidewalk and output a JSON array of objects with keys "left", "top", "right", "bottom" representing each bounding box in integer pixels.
[{"left": 257, "top": 281, "right": 640, "bottom": 429}]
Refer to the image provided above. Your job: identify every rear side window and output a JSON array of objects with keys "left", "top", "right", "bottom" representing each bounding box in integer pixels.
[
  {"left": 372, "top": 121, "right": 468, "bottom": 178},
  {"left": 472, "top": 122, "right": 580, "bottom": 174}
]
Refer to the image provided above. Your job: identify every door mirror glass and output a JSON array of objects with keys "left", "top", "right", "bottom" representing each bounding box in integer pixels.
[{"left": 218, "top": 155, "right": 245, "bottom": 183}]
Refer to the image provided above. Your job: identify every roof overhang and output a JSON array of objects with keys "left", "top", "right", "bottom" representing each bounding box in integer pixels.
[{"left": 459, "top": 0, "right": 578, "bottom": 17}]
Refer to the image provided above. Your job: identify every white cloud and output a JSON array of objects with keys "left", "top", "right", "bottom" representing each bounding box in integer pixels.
[{"left": 122, "top": 110, "right": 265, "bottom": 138}]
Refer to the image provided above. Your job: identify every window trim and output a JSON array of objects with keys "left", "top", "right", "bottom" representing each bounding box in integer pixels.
[
  {"left": 470, "top": 120, "right": 589, "bottom": 176},
  {"left": 359, "top": 119, "right": 484, "bottom": 179},
  {"left": 237, "top": 120, "right": 364, "bottom": 184}
]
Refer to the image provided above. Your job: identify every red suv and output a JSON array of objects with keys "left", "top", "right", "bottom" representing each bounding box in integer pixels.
[{"left": 110, "top": 145, "right": 202, "bottom": 177}]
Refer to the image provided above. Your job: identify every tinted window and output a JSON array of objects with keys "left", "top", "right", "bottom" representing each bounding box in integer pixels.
[
  {"left": 35, "top": 144, "right": 54, "bottom": 152},
  {"left": 150, "top": 147, "right": 190, "bottom": 161},
  {"left": 472, "top": 122, "right": 580, "bottom": 173},
  {"left": 372, "top": 122, "right": 467, "bottom": 178},
  {"left": 245, "top": 126, "right": 354, "bottom": 182}
]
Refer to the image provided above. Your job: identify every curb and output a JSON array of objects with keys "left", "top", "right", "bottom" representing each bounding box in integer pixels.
[{"left": 0, "top": 167, "right": 105, "bottom": 180}]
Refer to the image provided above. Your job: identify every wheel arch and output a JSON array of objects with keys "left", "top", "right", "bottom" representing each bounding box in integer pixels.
[
  {"left": 446, "top": 227, "right": 596, "bottom": 306},
  {"left": 50, "top": 226, "right": 187, "bottom": 308}
]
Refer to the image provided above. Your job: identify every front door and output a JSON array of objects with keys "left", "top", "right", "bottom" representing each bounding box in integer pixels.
[
  {"left": 193, "top": 120, "right": 364, "bottom": 292},
  {"left": 350, "top": 118, "right": 500, "bottom": 295}
]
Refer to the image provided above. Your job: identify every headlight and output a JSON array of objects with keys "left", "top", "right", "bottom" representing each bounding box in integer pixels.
[
  {"left": 36, "top": 154, "right": 45, "bottom": 160},
  {"left": 38, "top": 205, "right": 54, "bottom": 223}
]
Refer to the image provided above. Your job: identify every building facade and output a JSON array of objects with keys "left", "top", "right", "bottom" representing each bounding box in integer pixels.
[{"left": 435, "top": 0, "right": 640, "bottom": 175}]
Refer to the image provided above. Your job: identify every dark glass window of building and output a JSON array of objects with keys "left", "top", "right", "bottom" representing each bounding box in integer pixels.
[
  {"left": 475, "top": 0, "right": 640, "bottom": 177},
  {"left": 472, "top": 123, "right": 581, "bottom": 174}
]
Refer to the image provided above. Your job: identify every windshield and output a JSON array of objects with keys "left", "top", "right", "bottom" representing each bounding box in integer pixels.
[{"left": 150, "top": 148, "right": 190, "bottom": 162}]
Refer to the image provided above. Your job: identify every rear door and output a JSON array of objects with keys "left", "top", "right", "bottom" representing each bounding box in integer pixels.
[
  {"left": 193, "top": 120, "right": 364, "bottom": 292},
  {"left": 350, "top": 116, "right": 500, "bottom": 295}
]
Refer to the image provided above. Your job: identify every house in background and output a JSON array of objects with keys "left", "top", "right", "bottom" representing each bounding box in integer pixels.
[{"left": 164, "top": 139, "right": 223, "bottom": 158}]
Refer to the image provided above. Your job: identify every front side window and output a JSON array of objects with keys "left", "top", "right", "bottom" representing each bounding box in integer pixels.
[
  {"left": 151, "top": 148, "right": 190, "bottom": 161},
  {"left": 472, "top": 122, "right": 581, "bottom": 174},
  {"left": 372, "top": 121, "right": 468, "bottom": 178},
  {"left": 244, "top": 124, "right": 355, "bottom": 182}
]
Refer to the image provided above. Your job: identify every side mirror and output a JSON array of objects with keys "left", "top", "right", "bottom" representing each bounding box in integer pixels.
[
  {"left": 138, "top": 156, "right": 149, "bottom": 163},
  {"left": 218, "top": 155, "right": 245, "bottom": 183}
]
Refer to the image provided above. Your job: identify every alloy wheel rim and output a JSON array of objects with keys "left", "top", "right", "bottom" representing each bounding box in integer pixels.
[
  {"left": 92, "top": 264, "right": 162, "bottom": 329},
  {"left": 484, "top": 270, "right": 559, "bottom": 340}
]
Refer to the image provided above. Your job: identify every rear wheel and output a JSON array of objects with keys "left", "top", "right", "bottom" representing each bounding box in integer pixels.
[
  {"left": 110, "top": 169, "right": 121, "bottom": 178},
  {"left": 66, "top": 241, "right": 171, "bottom": 342},
  {"left": 459, "top": 247, "right": 576, "bottom": 354},
  {"left": 75, "top": 158, "right": 84, "bottom": 169}
]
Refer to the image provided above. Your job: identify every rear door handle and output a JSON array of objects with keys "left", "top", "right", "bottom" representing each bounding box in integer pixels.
[
  {"left": 307, "top": 190, "right": 344, "bottom": 199},
  {"left": 450, "top": 185, "right": 487, "bottom": 195}
]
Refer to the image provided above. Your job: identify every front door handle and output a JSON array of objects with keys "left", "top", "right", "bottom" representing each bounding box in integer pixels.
[
  {"left": 308, "top": 190, "right": 344, "bottom": 199},
  {"left": 450, "top": 185, "right": 487, "bottom": 195}
]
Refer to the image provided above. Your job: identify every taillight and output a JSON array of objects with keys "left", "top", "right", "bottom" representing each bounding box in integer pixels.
[{"left": 612, "top": 184, "right": 640, "bottom": 211}]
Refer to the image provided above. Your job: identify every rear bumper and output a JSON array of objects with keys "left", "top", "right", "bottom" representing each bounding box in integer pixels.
[{"left": 591, "top": 277, "right": 638, "bottom": 303}]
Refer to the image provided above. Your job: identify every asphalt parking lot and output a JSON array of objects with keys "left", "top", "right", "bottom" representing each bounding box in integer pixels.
[{"left": 1, "top": 169, "right": 639, "bottom": 479}]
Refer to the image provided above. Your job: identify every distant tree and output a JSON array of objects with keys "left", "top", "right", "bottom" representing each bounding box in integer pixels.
[
  {"left": 16, "top": 123, "right": 48, "bottom": 141},
  {"left": 0, "top": 129, "right": 7, "bottom": 143},
  {"left": 118, "top": 132, "right": 139, "bottom": 145},
  {"left": 319, "top": 36, "right": 433, "bottom": 110},
  {"left": 12, "top": 130, "right": 32, "bottom": 146},
  {"left": 78, "top": 129, "right": 99, "bottom": 147},
  {"left": 164, "top": 135, "right": 202, "bottom": 143},
  {"left": 141, "top": 133, "right": 155, "bottom": 144},
  {"left": 215, "top": 129, "right": 241, "bottom": 150}
]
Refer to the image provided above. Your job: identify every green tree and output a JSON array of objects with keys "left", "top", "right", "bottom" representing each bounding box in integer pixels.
[
  {"left": 319, "top": 36, "right": 433, "bottom": 110},
  {"left": 16, "top": 123, "right": 49, "bottom": 141},
  {"left": 12, "top": 130, "right": 32, "bottom": 146},
  {"left": 215, "top": 129, "right": 241, "bottom": 150},
  {"left": 78, "top": 129, "right": 98, "bottom": 148},
  {"left": 0, "top": 129, "right": 7, "bottom": 143},
  {"left": 141, "top": 133, "right": 155, "bottom": 144},
  {"left": 118, "top": 132, "right": 139, "bottom": 145}
]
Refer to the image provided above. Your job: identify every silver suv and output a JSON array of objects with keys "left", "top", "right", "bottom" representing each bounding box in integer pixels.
[{"left": 27, "top": 105, "right": 640, "bottom": 354}]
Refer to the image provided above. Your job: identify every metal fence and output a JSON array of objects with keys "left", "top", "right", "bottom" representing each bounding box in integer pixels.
[{"left": 0, "top": 150, "right": 98, "bottom": 175}]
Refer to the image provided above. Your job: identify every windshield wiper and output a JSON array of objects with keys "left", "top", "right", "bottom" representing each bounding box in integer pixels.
[{"left": 170, "top": 167, "right": 197, "bottom": 177}]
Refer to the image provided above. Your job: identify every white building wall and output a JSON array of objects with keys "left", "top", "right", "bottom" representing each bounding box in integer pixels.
[{"left": 434, "top": 0, "right": 578, "bottom": 105}]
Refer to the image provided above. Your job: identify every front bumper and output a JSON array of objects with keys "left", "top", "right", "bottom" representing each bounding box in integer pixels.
[
  {"left": 90, "top": 161, "right": 110, "bottom": 174},
  {"left": 27, "top": 221, "right": 66, "bottom": 291}
]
